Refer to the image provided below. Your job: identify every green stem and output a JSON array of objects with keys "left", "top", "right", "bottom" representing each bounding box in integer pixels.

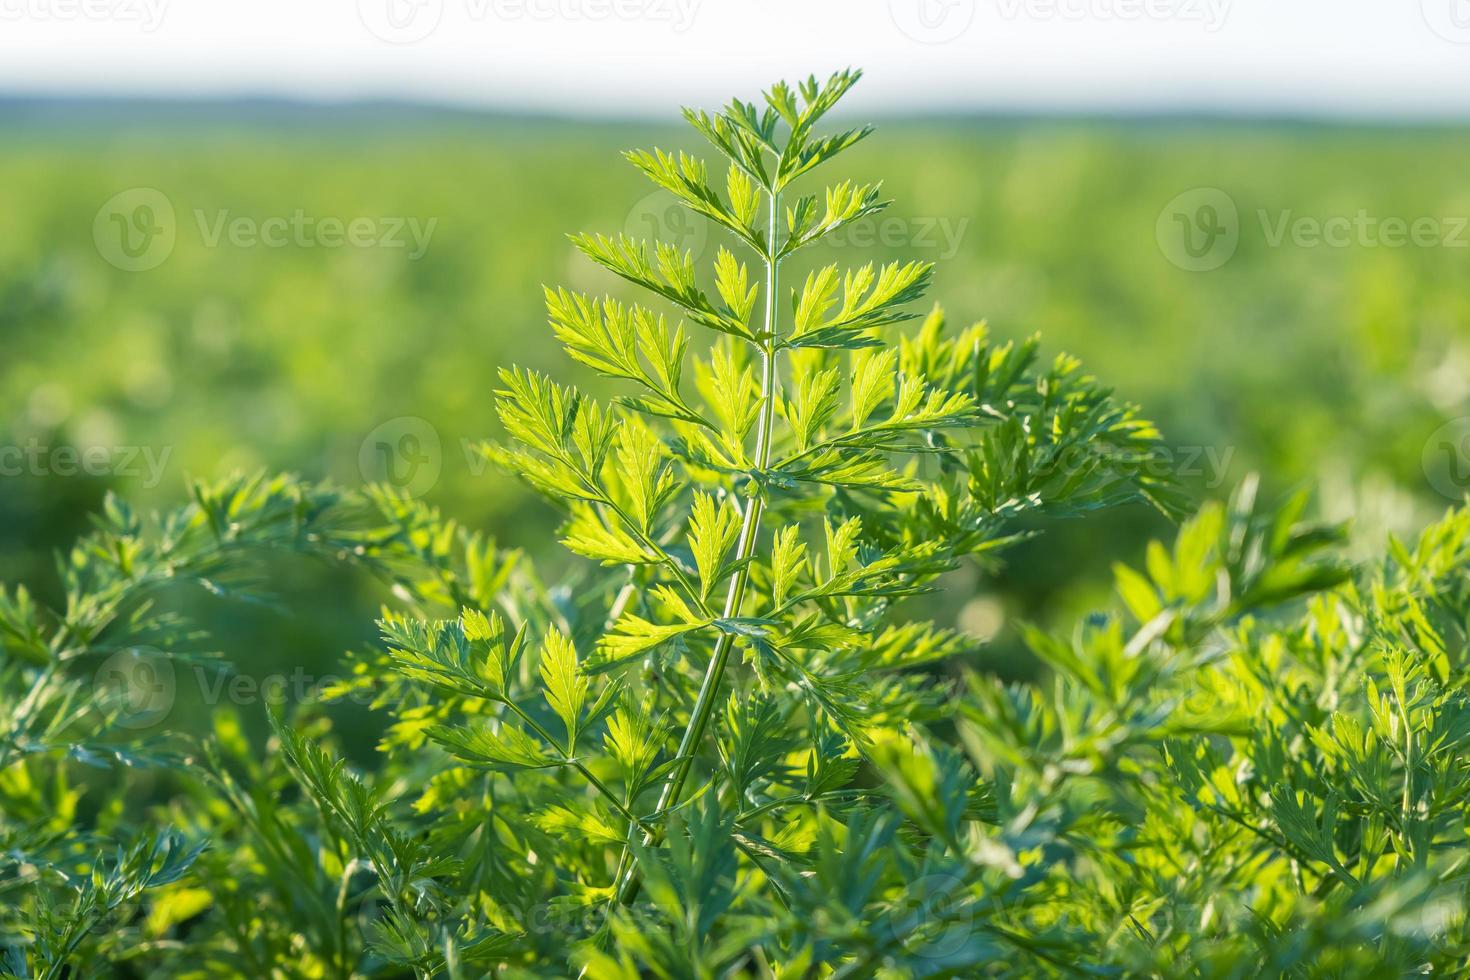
[
  {"left": 735, "top": 788, "right": 872, "bottom": 824},
  {"left": 501, "top": 699, "right": 655, "bottom": 837},
  {"left": 587, "top": 486, "right": 712, "bottom": 618},
  {"left": 335, "top": 857, "right": 355, "bottom": 980},
  {"left": 1398, "top": 684, "right": 1417, "bottom": 866},
  {"left": 614, "top": 186, "right": 783, "bottom": 905}
]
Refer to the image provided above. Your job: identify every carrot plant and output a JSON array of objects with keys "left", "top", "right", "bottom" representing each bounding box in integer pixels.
[{"left": 4, "top": 69, "right": 1470, "bottom": 978}]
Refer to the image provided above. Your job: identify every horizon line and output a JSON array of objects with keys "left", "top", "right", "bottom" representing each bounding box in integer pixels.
[{"left": 4, "top": 90, "right": 1470, "bottom": 129}]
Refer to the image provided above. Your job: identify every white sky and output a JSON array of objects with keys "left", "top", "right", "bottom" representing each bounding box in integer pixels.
[{"left": 2, "top": 0, "right": 1469, "bottom": 117}]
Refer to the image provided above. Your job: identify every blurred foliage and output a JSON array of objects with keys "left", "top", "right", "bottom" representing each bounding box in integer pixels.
[
  {"left": 5, "top": 88, "right": 1470, "bottom": 976},
  {"left": 2, "top": 106, "right": 1469, "bottom": 735}
]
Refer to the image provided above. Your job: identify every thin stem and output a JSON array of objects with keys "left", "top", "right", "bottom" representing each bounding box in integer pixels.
[
  {"left": 603, "top": 578, "right": 638, "bottom": 631},
  {"left": 614, "top": 186, "right": 783, "bottom": 905},
  {"left": 1397, "top": 683, "right": 1417, "bottom": 867},
  {"left": 735, "top": 788, "right": 873, "bottom": 824},
  {"left": 0, "top": 663, "right": 57, "bottom": 772},
  {"left": 589, "top": 488, "right": 712, "bottom": 618},
  {"left": 334, "top": 857, "right": 356, "bottom": 980},
  {"left": 501, "top": 699, "right": 656, "bottom": 838}
]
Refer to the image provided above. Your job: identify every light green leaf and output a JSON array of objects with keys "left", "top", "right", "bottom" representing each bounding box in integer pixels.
[
  {"left": 540, "top": 627, "right": 588, "bottom": 750},
  {"left": 427, "top": 721, "right": 557, "bottom": 772},
  {"left": 688, "top": 492, "right": 744, "bottom": 601}
]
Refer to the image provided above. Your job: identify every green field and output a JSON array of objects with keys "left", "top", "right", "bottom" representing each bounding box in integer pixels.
[
  {"left": 4, "top": 105, "right": 1469, "bottom": 713},
  {"left": 10, "top": 91, "right": 1470, "bottom": 976}
]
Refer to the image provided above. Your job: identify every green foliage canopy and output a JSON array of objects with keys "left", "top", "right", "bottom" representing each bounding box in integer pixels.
[{"left": 3, "top": 70, "right": 1470, "bottom": 979}]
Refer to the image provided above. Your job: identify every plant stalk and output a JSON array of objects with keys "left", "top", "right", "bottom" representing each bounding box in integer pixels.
[{"left": 615, "top": 186, "right": 782, "bottom": 905}]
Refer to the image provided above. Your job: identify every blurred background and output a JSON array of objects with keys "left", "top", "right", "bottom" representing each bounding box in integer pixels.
[{"left": 3, "top": 0, "right": 1470, "bottom": 751}]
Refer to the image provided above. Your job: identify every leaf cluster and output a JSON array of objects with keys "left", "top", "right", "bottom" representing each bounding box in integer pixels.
[{"left": 7, "top": 70, "right": 1468, "bottom": 980}]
